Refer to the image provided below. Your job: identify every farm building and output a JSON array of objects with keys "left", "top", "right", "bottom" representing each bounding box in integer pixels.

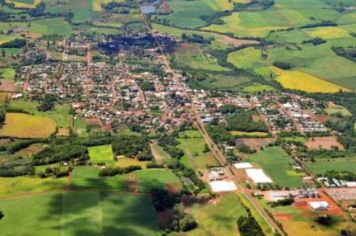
[
  {"left": 234, "top": 162, "right": 253, "bottom": 169},
  {"left": 209, "top": 180, "right": 237, "bottom": 193}
]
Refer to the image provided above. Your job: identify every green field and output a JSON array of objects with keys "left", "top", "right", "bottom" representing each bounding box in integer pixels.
[
  {"left": 0, "top": 192, "right": 160, "bottom": 236},
  {"left": 136, "top": 169, "right": 182, "bottom": 192},
  {"left": 178, "top": 130, "right": 219, "bottom": 169},
  {"left": 306, "top": 157, "right": 356, "bottom": 175},
  {"left": 88, "top": 144, "right": 114, "bottom": 164},
  {"left": 154, "top": 0, "right": 214, "bottom": 29},
  {"left": 189, "top": 193, "right": 248, "bottom": 235},
  {"left": 245, "top": 146, "right": 304, "bottom": 188},
  {"left": 0, "top": 68, "right": 15, "bottom": 80}
]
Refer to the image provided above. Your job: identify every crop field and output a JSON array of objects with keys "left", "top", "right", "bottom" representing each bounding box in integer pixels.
[
  {"left": 0, "top": 113, "right": 56, "bottom": 138},
  {"left": 0, "top": 35, "right": 21, "bottom": 45},
  {"left": 230, "top": 131, "right": 269, "bottom": 138},
  {"left": 154, "top": 0, "right": 214, "bottom": 29},
  {"left": 0, "top": 192, "right": 160, "bottom": 236},
  {"left": 0, "top": 176, "right": 66, "bottom": 197},
  {"left": 244, "top": 146, "right": 304, "bottom": 188},
  {"left": 136, "top": 169, "right": 182, "bottom": 192},
  {"left": 115, "top": 157, "right": 150, "bottom": 169},
  {"left": 189, "top": 193, "right": 248, "bottom": 235},
  {"left": 305, "top": 137, "right": 344, "bottom": 150},
  {"left": 325, "top": 102, "right": 351, "bottom": 117},
  {"left": 303, "top": 26, "right": 350, "bottom": 39},
  {"left": 227, "top": 47, "right": 267, "bottom": 72},
  {"left": 178, "top": 130, "right": 219, "bottom": 169},
  {"left": 25, "top": 18, "right": 73, "bottom": 36},
  {"left": 242, "top": 83, "right": 275, "bottom": 93},
  {"left": 9, "top": 100, "right": 71, "bottom": 128},
  {"left": 272, "top": 67, "right": 349, "bottom": 93},
  {"left": 88, "top": 144, "right": 114, "bottom": 164},
  {"left": 306, "top": 157, "right": 356, "bottom": 175}
]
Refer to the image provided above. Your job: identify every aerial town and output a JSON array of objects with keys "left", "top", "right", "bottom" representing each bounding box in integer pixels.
[{"left": 0, "top": 0, "right": 355, "bottom": 236}]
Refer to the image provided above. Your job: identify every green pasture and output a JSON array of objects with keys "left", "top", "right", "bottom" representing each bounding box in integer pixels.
[
  {"left": 178, "top": 130, "right": 219, "bottom": 169},
  {"left": 306, "top": 157, "right": 356, "bottom": 175},
  {"left": 245, "top": 146, "right": 304, "bottom": 188},
  {"left": 0, "top": 68, "right": 15, "bottom": 80},
  {"left": 88, "top": 144, "right": 114, "bottom": 164}
]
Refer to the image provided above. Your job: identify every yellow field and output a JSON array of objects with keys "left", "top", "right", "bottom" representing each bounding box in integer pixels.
[
  {"left": 0, "top": 113, "right": 56, "bottom": 138},
  {"left": 272, "top": 67, "right": 349, "bottom": 93},
  {"left": 0, "top": 176, "right": 66, "bottom": 198},
  {"left": 5, "top": 0, "right": 41, "bottom": 8},
  {"left": 304, "top": 27, "right": 350, "bottom": 39},
  {"left": 114, "top": 156, "right": 149, "bottom": 169},
  {"left": 230, "top": 131, "right": 269, "bottom": 137}
]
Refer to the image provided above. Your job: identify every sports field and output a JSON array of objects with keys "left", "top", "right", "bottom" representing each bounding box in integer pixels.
[
  {"left": 0, "top": 192, "right": 160, "bottom": 236},
  {"left": 0, "top": 113, "right": 56, "bottom": 138},
  {"left": 88, "top": 144, "right": 114, "bottom": 164},
  {"left": 244, "top": 146, "right": 304, "bottom": 188}
]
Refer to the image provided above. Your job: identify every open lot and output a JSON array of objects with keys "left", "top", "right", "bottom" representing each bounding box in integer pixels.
[
  {"left": 305, "top": 137, "right": 344, "bottom": 150},
  {"left": 244, "top": 147, "right": 304, "bottom": 188}
]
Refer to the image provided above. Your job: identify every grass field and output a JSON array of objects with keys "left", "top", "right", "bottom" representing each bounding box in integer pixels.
[
  {"left": 0, "top": 68, "right": 15, "bottom": 80},
  {"left": 174, "top": 44, "right": 229, "bottom": 71},
  {"left": 325, "top": 102, "right": 351, "bottom": 117},
  {"left": 0, "top": 191, "right": 160, "bottom": 236},
  {"left": 136, "top": 169, "right": 182, "bottom": 192},
  {"left": 0, "top": 35, "right": 21, "bottom": 45},
  {"left": 306, "top": 157, "right": 356, "bottom": 175},
  {"left": 242, "top": 83, "right": 275, "bottom": 93},
  {"left": 230, "top": 131, "right": 269, "bottom": 138},
  {"left": 70, "top": 166, "right": 131, "bottom": 191},
  {"left": 189, "top": 193, "right": 248, "bottom": 235},
  {"left": 88, "top": 144, "right": 114, "bottom": 164},
  {"left": 0, "top": 113, "right": 56, "bottom": 138},
  {"left": 115, "top": 156, "right": 150, "bottom": 169},
  {"left": 178, "top": 130, "right": 219, "bottom": 169},
  {"left": 245, "top": 146, "right": 304, "bottom": 188}
]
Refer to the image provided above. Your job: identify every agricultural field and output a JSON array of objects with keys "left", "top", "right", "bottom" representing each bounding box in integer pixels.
[
  {"left": 0, "top": 191, "right": 160, "bottom": 236},
  {"left": 153, "top": 0, "right": 215, "bottom": 29},
  {"left": 0, "top": 68, "right": 16, "bottom": 80},
  {"left": 177, "top": 130, "right": 219, "bottom": 169},
  {"left": 244, "top": 146, "right": 304, "bottom": 188},
  {"left": 306, "top": 157, "right": 356, "bottom": 175},
  {"left": 88, "top": 144, "right": 114, "bottom": 164},
  {"left": 325, "top": 102, "right": 352, "bottom": 117},
  {"left": 0, "top": 113, "right": 56, "bottom": 138},
  {"left": 230, "top": 131, "right": 269, "bottom": 138},
  {"left": 9, "top": 100, "right": 71, "bottom": 128}
]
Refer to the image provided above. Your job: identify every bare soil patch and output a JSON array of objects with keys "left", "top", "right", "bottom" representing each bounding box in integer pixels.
[
  {"left": 305, "top": 137, "right": 344, "bottom": 150},
  {"left": 218, "top": 35, "right": 259, "bottom": 47}
]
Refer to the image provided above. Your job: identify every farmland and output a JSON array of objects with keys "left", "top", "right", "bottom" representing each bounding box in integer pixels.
[
  {"left": 0, "top": 192, "right": 160, "bottom": 236},
  {"left": 0, "top": 113, "right": 56, "bottom": 138},
  {"left": 244, "top": 147, "right": 304, "bottom": 188}
]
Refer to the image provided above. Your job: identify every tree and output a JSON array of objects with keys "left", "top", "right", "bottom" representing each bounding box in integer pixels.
[{"left": 0, "top": 210, "right": 3, "bottom": 220}]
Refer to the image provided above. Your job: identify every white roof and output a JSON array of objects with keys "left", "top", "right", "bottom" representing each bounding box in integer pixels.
[
  {"left": 309, "top": 201, "right": 329, "bottom": 209},
  {"left": 209, "top": 180, "right": 237, "bottom": 193},
  {"left": 246, "top": 169, "right": 273, "bottom": 184},
  {"left": 234, "top": 162, "right": 253, "bottom": 169}
]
